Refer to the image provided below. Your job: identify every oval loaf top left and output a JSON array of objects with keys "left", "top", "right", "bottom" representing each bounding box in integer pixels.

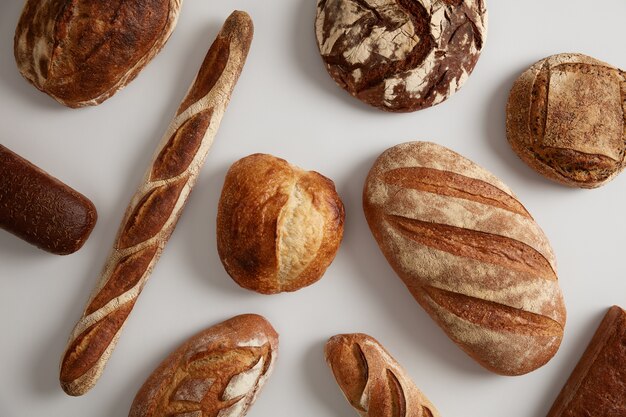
[{"left": 14, "top": 0, "right": 182, "bottom": 108}]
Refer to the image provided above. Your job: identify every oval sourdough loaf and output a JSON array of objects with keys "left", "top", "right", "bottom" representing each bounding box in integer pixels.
[
  {"left": 217, "top": 153, "right": 345, "bottom": 294},
  {"left": 315, "top": 0, "right": 488, "bottom": 112},
  {"left": 326, "top": 333, "right": 440, "bottom": 417},
  {"left": 507, "top": 53, "right": 626, "bottom": 188},
  {"left": 363, "top": 141, "right": 566, "bottom": 375},
  {"left": 129, "top": 314, "right": 278, "bottom": 417},
  {"left": 14, "top": 0, "right": 182, "bottom": 107}
]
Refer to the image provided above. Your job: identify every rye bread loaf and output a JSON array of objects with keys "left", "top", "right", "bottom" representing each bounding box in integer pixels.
[
  {"left": 14, "top": 0, "right": 182, "bottom": 107},
  {"left": 363, "top": 141, "right": 566, "bottom": 375},
  {"left": 315, "top": 0, "right": 488, "bottom": 112},
  {"left": 326, "top": 333, "right": 440, "bottom": 417},
  {"left": 546, "top": 306, "right": 626, "bottom": 417},
  {"left": 217, "top": 153, "right": 345, "bottom": 294},
  {"left": 506, "top": 53, "right": 626, "bottom": 188},
  {"left": 129, "top": 314, "right": 278, "bottom": 417}
]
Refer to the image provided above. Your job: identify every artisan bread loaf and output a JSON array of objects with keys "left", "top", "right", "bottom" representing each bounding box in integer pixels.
[
  {"left": 507, "top": 53, "right": 626, "bottom": 188},
  {"left": 217, "top": 153, "right": 345, "bottom": 294},
  {"left": 315, "top": 0, "right": 488, "bottom": 112},
  {"left": 0, "top": 144, "right": 97, "bottom": 255},
  {"left": 59, "top": 11, "right": 253, "bottom": 396},
  {"left": 547, "top": 306, "right": 626, "bottom": 417},
  {"left": 129, "top": 314, "right": 278, "bottom": 417},
  {"left": 363, "top": 141, "right": 566, "bottom": 375},
  {"left": 14, "top": 0, "right": 182, "bottom": 107},
  {"left": 326, "top": 333, "right": 440, "bottom": 417}
]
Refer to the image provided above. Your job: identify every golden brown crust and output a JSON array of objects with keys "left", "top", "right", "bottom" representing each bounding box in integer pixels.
[
  {"left": 506, "top": 53, "right": 626, "bottom": 188},
  {"left": 59, "top": 11, "right": 254, "bottom": 396},
  {"left": 546, "top": 306, "right": 626, "bottom": 417},
  {"left": 129, "top": 314, "right": 279, "bottom": 417},
  {"left": 0, "top": 144, "right": 97, "bottom": 255},
  {"left": 14, "top": 0, "right": 182, "bottom": 108},
  {"left": 363, "top": 141, "right": 566, "bottom": 376},
  {"left": 325, "top": 333, "right": 440, "bottom": 417},
  {"left": 217, "top": 153, "right": 345, "bottom": 294}
]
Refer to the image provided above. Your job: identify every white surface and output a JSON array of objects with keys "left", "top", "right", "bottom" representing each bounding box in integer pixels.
[{"left": 0, "top": 0, "right": 624, "bottom": 416}]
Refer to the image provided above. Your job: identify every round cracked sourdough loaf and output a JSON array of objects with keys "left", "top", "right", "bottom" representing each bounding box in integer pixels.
[
  {"left": 363, "top": 141, "right": 566, "bottom": 375},
  {"left": 507, "top": 53, "right": 626, "bottom": 188},
  {"left": 129, "top": 314, "right": 278, "bottom": 417},
  {"left": 14, "top": 0, "right": 182, "bottom": 107},
  {"left": 315, "top": 0, "right": 487, "bottom": 112},
  {"left": 217, "top": 153, "right": 345, "bottom": 294},
  {"left": 326, "top": 333, "right": 441, "bottom": 417}
]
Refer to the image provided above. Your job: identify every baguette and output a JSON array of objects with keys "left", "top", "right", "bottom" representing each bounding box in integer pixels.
[
  {"left": 325, "top": 333, "right": 440, "bottom": 417},
  {"left": 363, "top": 141, "right": 566, "bottom": 375},
  {"left": 129, "top": 314, "right": 278, "bottom": 417},
  {"left": 59, "top": 11, "right": 254, "bottom": 396}
]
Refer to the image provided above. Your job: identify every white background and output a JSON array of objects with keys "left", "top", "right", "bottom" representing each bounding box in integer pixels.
[{"left": 0, "top": 0, "right": 624, "bottom": 416}]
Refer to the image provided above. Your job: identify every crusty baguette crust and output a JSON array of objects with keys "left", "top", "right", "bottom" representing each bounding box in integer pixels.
[
  {"left": 326, "top": 333, "right": 440, "bottom": 417},
  {"left": 217, "top": 153, "right": 345, "bottom": 294},
  {"left": 129, "top": 314, "right": 278, "bottom": 417},
  {"left": 59, "top": 11, "right": 254, "bottom": 396},
  {"left": 363, "top": 141, "right": 566, "bottom": 375},
  {"left": 14, "top": 0, "right": 183, "bottom": 108},
  {"left": 506, "top": 53, "right": 626, "bottom": 188},
  {"left": 546, "top": 306, "right": 626, "bottom": 417}
]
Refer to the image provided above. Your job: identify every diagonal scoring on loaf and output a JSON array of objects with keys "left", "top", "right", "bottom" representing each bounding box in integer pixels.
[
  {"left": 60, "top": 301, "right": 136, "bottom": 383},
  {"left": 386, "top": 214, "right": 557, "bottom": 281},
  {"left": 151, "top": 109, "right": 214, "bottom": 181},
  {"left": 422, "top": 285, "right": 563, "bottom": 336},
  {"left": 383, "top": 167, "right": 531, "bottom": 218},
  {"left": 385, "top": 369, "right": 406, "bottom": 417}
]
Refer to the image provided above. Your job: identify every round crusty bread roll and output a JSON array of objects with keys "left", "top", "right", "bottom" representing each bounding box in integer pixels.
[
  {"left": 507, "top": 53, "right": 626, "bottom": 188},
  {"left": 315, "top": 0, "right": 488, "bottom": 112},
  {"left": 217, "top": 153, "right": 345, "bottom": 294}
]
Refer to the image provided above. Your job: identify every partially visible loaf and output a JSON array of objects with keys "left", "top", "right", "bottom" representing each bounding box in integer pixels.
[
  {"left": 546, "top": 306, "right": 626, "bottom": 417},
  {"left": 363, "top": 141, "right": 566, "bottom": 375},
  {"left": 507, "top": 53, "right": 626, "bottom": 188},
  {"left": 217, "top": 153, "right": 345, "bottom": 294},
  {"left": 326, "top": 333, "right": 440, "bottom": 417},
  {"left": 129, "top": 314, "right": 278, "bottom": 417},
  {"left": 14, "top": 0, "right": 182, "bottom": 107}
]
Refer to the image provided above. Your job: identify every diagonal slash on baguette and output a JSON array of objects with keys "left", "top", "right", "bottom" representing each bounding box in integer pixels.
[{"left": 59, "top": 11, "right": 254, "bottom": 396}]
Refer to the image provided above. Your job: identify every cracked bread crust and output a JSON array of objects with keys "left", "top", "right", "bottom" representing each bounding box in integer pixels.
[
  {"left": 506, "top": 53, "right": 626, "bottom": 188},
  {"left": 315, "top": 0, "right": 487, "bottom": 112}
]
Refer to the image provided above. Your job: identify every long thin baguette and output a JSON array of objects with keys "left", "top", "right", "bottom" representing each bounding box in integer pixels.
[{"left": 59, "top": 11, "right": 254, "bottom": 396}]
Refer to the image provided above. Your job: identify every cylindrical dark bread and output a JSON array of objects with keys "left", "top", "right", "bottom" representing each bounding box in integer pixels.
[
  {"left": 14, "top": 0, "right": 182, "bottom": 107},
  {"left": 506, "top": 53, "right": 626, "bottom": 188},
  {"left": 363, "top": 141, "right": 566, "bottom": 376},
  {"left": 325, "top": 333, "right": 440, "bottom": 417},
  {"left": 0, "top": 144, "right": 97, "bottom": 255},
  {"left": 129, "top": 314, "right": 278, "bottom": 417},
  {"left": 315, "top": 0, "right": 488, "bottom": 112},
  {"left": 217, "top": 153, "right": 345, "bottom": 294}
]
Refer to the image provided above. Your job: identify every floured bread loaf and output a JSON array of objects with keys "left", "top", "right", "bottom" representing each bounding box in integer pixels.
[
  {"left": 217, "top": 153, "right": 345, "bottom": 294},
  {"left": 507, "top": 53, "right": 626, "bottom": 188},
  {"left": 128, "top": 314, "right": 278, "bottom": 417},
  {"left": 363, "top": 141, "right": 566, "bottom": 375},
  {"left": 315, "top": 0, "right": 487, "bottom": 112},
  {"left": 14, "top": 0, "right": 182, "bottom": 107}
]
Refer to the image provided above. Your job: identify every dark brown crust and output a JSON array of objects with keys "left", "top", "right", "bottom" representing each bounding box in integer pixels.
[
  {"left": 14, "top": 0, "right": 181, "bottom": 108},
  {"left": 507, "top": 53, "right": 626, "bottom": 188},
  {"left": 217, "top": 153, "right": 345, "bottom": 294},
  {"left": 129, "top": 314, "right": 278, "bottom": 417},
  {"left": 0, "top": 144, "right": 97, "bottom": 255},
  {"left": 547, "top": 306, "right": 626, "bottom": 417}
]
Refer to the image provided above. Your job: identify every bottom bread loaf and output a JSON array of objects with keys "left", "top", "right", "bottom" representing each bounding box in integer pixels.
[{"left": 128, "top": 314, "right": 278, "bottom": 417}]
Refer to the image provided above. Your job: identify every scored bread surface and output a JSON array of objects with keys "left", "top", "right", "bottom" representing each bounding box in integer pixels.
[
  {"left": 59, "top": 11, "right": 254, "bottom": 396},
  {"left": 363, "top": 141, "right": 566, "bottom": 375}
]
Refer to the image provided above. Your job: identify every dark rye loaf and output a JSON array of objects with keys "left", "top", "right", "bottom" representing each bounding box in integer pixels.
[
  {"left": 363, "top": 142, "right": 566, "bottom": 375},
  {"left": 315, "top": 0, "right": 487, "bottom": 112}
]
